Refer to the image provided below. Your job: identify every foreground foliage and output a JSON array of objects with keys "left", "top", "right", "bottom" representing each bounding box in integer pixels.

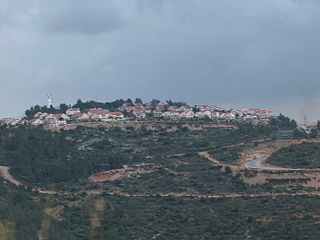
[
  {"left": 267, "top": 142, "right": 320, "bottom": 169},
  {"left": 0, "top": 124, "right": 319, "bottom": 239}
]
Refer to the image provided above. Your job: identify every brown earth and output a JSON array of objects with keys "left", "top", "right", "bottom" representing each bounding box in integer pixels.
[
  {"left": 200, "top": 139, "right": 320, "bottom": 188},
  {"left": 89, "top": 163, "right": 159, "bottom": 182}
]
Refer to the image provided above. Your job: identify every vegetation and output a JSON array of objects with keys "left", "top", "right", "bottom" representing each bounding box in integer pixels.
[
  {"left": 25, "top": 105, "right": 60, "bottom": 118},
  {"left": 166, "top": 100, "right": 188, "bottom": 108},
  {"left": 24, "top": 99, "right": 136, "bottom": 118},
  {"left": 0, "top": 123, "right": 320, "bottom": 239},
  {"left": 0, "top": 184, "right": 44, "bottom": 240},
  {"left": 2, "top": 182, "right": 320, "bottom": 239},
  {"left": 72, "top": 99, "right": 133, "bottom": 112},
  {"left": 270, "top": 114, "right": 297, "bottom": 130},
  {"left": 267, "top": 142, "right": 320, "bottom": 169}
]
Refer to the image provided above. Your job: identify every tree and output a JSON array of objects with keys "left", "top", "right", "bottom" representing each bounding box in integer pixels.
[
  {"left": 317, "top": 121, "right": 320, "bottom": 131},
  {"left": 166, "top": 100, "right": 173, "bottom": 106},
  {"left": 25, "top": 104, "right": 58, "bottom": 118},
  {"left": 76, "top": 99, "right": 83, "bottom": 106},
  {"left": 310, "top": 128, "right": 318, "bottom": 138},
  {"left": 59, "top": 103, "right": 69, "bottom": 113},
  {"left": 166, "top": 100, "right": 187, "bottom": 108},
  {"left": 293, "top": 129, "right": 308, "bottom": 139},
  {"left": 224, "top": 166, "right": 232, "bottom": 174},
  {"left": 126, "top": 98, "right": 133, "bottom": 105},
  {"left": 270, "top": 114, "right": 297, "bottom": 130},
  {"left": 134, "top": 98, "right": 143, "bottom": 104},
  {"left": 150, "top": 99, "right": 160, "bottom": 109},
  {"left": 73, "top": 99, "right": 84, "bottom": 111}
]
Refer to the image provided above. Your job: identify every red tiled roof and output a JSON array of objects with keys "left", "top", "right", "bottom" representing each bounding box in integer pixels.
[
  {"left": 68, "top": 108, "right": 80, "bottom": 111},
  {"left": 134, "top": 109, "right": 144, "bottom": 113},
  {"left": 71, "top": 113, "right": 87, "bottom": 119},
  {"left": 52, "top": 114, "right": 65, "bottom": 118},
  {"left": 88, "top": 109, "right": 109, "bottom": 115},
  {"left": 110, "top": 112, "right": 123, "bottom": 116}
]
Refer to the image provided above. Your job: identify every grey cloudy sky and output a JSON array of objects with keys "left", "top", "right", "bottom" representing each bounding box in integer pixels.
[{"left": 1, "top": 0, "right": 320, "bottom": 122}]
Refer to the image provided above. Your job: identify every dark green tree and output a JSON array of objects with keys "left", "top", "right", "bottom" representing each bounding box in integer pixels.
[
  {"left": 310, "top": 128, "right": 318, "bottom": 138},
  {"left": 270, "top": 114, "right": 297, "bottom": 129},
  {"left": 150, "top": 99, "right": 160, "bottom": 109},
  {"left": 134, "top": 98, "right": 143, "bottom": 104},
  {"left": 59, "top": 103, "right": 69, "bottom": 113}
]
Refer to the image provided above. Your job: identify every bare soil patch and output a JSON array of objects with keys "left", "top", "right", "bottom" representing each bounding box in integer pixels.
[
  {"left": 200, "top": 139, "right": 320, "bottom": 188},
  {"left": 89, "top": 163, "right": 159, "bottom": 182},
  {"left": 0, "top": 166, "right": 22, "bottom": 186}
]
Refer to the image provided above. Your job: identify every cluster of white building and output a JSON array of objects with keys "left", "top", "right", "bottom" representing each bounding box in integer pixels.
[
  {"left": 194, "top": 105, "right": 272, "bottom": 123},
  {"left": 0, "top": 101, "right": 273, "bottom": 128},
  {"left": 30, "top": 108, "right": 126, "bottom": 127},
  {"left": 116, "top": 101, "right": 272, "bottom": 123},
  {"left": 0, "top": 108, "right": 125, "bottom": 127},
  {"left": 153, "top": 104, "right": 272, "bottom": 123}
]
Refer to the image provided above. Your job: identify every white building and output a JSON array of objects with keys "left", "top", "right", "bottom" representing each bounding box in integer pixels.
[
  {"left": 163, "top": 111, "right": 177, "bottom": 119},
  {"left": 195, "top": 110, "right": 212, "bottom": 119},
  {"left": 133, "top": 109, "right": 146, "bottom": 119},
  {"left": 29, "top": 119, "right": 44, "bottom": 126},
  {"left": 45, "top": 114, "right": 69, "bottom": 126},
  {"left": 70, "top": 113, "right": 90, "bottom": 121},
  {"left": 225, "top": 112, "right": 236, "bottom": 120},
  {"left": 0, "top": 118, "right": 18, "bottom": 126},
  {"left": 153, "top": 109, "right": 163, "bottom": 118},
  {"left": 109, "top": 112, "right": 124, "bottom": 120},
  {"left": 179, "top": 111, "right": 195, "bottom": 119},
  {"left": 87, "top": 109, "right": 110, "bottom": 121},
  {"left": 66, "top": 108, "right": 81, "bottom": 116}
]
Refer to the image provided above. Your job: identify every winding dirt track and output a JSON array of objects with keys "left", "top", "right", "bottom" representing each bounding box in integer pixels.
[
  {"left": 200, "top": 139, "right": 320, "bottom": 173},
  {"left": 240, "top": 139, "right": 320, "bottom": 171},
  {"left": 30, "top": 188, "right": 320, "bottom": 200},
  {"left": 198, "top": 139, "right": 320, "bottom": 188},
  {"left": 0, "top": 166, "right": 22, "bottom": 186},
  {"left": 107, "top": 191, "right": 320, "bottom": 199},
  {"left": 2, "top": 138, "right": 320, "bottom": 199},
  {"left": 245, "top": 154, "right": 320, "bottom": 172},
  {"left": 1, "top": 162, "right": 320, "bottom": 200},
  {"left": 1, "top": 165, "right": 320, "bottom": 200}
]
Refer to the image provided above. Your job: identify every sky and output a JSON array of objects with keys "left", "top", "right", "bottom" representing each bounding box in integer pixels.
[{"left": 1, "top": 0, "right": 320, "bottom": 122}]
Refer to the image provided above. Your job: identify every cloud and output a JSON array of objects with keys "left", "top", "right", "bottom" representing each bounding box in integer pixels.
[
  {"left": 36, "top": 0, "right": 128, "bottom": 35},
  {"left": 0, "top": 0, "right": 36, "bottom": 28},
  {"left": 1, "top": 0, "right": 320, "bottom": 122}
]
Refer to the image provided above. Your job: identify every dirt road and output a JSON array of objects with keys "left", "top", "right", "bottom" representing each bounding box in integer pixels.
[
  {"left": 200, "top": 140, "right": 320, "bottom": 187},
  {"left": 0, "top": 166, "right": 22, "bottom": 186},
  {"left": 31, "top": 188, "right": 320, "bottom": 200},
  {"left": 107, "top": 190, "right": 320, "bottom": 199},
  {"left": 1, "top": 164, "right": 320, "bottom": 200},
  {"left": 245, "top": 152, "right": 320, "bottom": 172}
]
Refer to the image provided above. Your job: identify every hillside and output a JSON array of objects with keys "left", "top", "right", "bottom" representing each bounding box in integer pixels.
[
  {"left": 266, "top": 142, "right": 320, "bottom": 169},
  {"left": 1, "top": 122, "right": 320, "bottom": 239}
]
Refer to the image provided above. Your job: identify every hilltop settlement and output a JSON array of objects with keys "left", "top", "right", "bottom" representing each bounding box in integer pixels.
[{"left": 0, "top": 98, "right": 276, "bottom": 128}]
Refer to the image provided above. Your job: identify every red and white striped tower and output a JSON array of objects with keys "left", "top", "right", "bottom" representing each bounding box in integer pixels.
[{"left": 48, "top": 94, "right": 52, "bottom": 108}]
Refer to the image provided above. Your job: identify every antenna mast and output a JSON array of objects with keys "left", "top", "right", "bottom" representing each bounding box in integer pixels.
[{"left": 304, "top": 115, "right": 307, "bottom": 126}]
